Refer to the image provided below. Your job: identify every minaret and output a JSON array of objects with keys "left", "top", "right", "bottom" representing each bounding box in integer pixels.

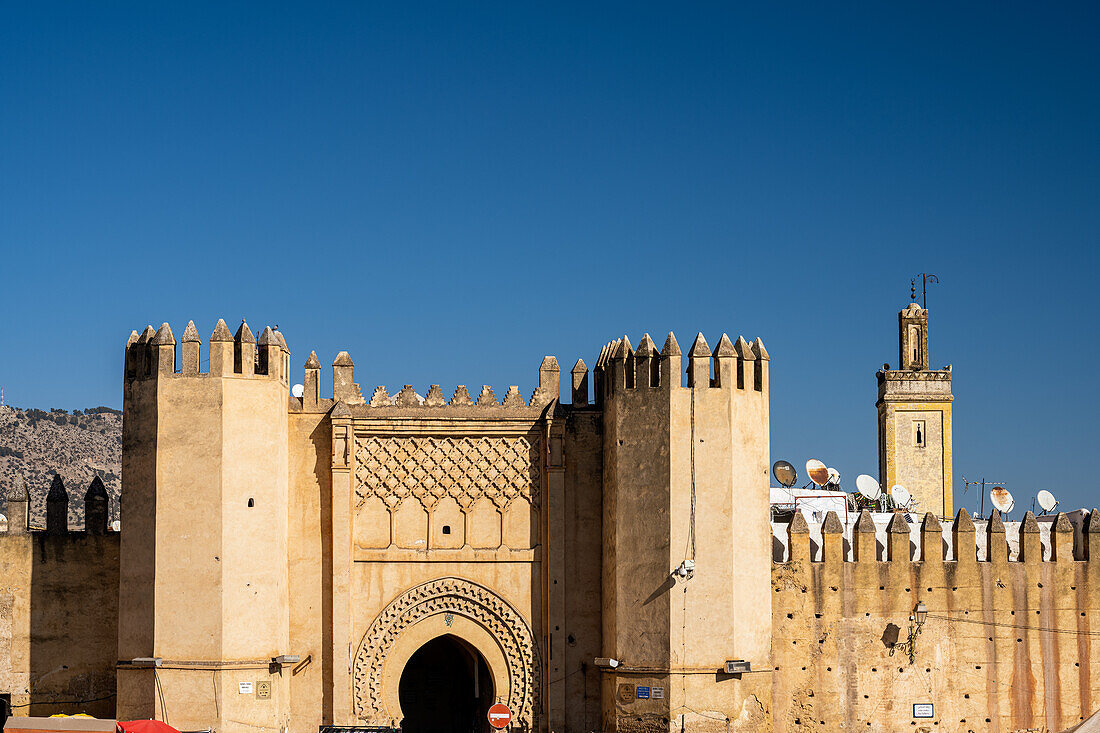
[{"left": 877, "top": 303, "right": 953, "bottom": 517}]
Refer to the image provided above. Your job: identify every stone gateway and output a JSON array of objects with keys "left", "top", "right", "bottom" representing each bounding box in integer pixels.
[{"left": 2, "top": 304, "right": 1098, "bottom": 733}]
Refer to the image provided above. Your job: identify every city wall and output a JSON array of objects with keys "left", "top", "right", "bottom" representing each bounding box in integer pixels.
[
  {"left": 772, "top": 508, "right": 1100, "bottom": 732},
  {"left": 0, "top": 479, "right": 119, "bottom": 719}
]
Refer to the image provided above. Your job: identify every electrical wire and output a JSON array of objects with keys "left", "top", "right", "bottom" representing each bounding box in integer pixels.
[{"left": 9, "top": 693, "right": 116, "bottom": 708}]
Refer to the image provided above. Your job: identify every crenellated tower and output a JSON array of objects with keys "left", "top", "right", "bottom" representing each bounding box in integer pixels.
[
  {"left": 118, "top": 319, "right": 291, "bottom": 732},
  {"left": 595, "top": 330, "right": 772, "bottom": 732},
  {"left": 877, "top": 303, "right": 953, "bottom": 517}
]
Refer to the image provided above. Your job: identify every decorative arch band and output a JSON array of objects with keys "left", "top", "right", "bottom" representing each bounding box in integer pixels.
[{"left": 352, "top": 577, "right": 540, "bottom": 727}]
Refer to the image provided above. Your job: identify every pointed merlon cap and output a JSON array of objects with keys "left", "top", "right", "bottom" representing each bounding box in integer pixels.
[
  {"left": 333, "top": 351, "right": 354, "bottom": 367},
  {"left": 788, "top": 511, "right": 809, "bottom": 534},
  {"left": 46, "top": 474, "right": 67, "bottom": 501},
  {"left": 1021, "top": 511, "right": 1040, "bottom": 534},
  {"left": 6, "top": 477, "right": 29, "bottom": 502},
  {"left": 887, "top": 511, "right": 910, "bottom": 534},
  {"left": 273, "top": 329, "right": 288, "bottom": 350},
  {"left": 305, "top": 351, "right": 321, "bottom": 369},
  {"left": 954, "top": 507, "right": 975, "bottom": 532},
  {"left": 613, "top": 335, "right": 634, "bottom": 359},
  {"left": 713, "top": 333, "right": 736, "bottom": 358},
  {"left": 138, "top": 325, "right": 156, "bottom": 344},
  {"left": 151, "top": 322, "right": 175, "bottom": 345},
  {"left": 540, "top": 356, "right": 560, "bottom": 372},
  {"left": 211, "top": 319, "right": 234, "bottom": 342},
  {"left": 752, "top": 337, "right": 770, "bottom": 361},
  {"left": 330, "top": 401, "right": 351, "bottom": 418},
  {"left": 126, "top": 330, "right": 140, "bottom": 347},
  {"left": 734, "top": 335, "right": 755, "bottom": 360},
  {"left": 235, "top": 320, "right": 255, "bottom": 344},
  {"left": 1085, "top": 508, "right": 1100, "bottom": 534},
  {"left": 85, "top": 476, "right": 108, "bottom": 500},
  {"left": 988, "top": 509, "right": 1005, "bottom": 534},
  {"left": 920, "top": 512, "right": 942, "bottom": 532},
  {"left": 1053, "top": 512, "right": 1073, "bottom": 534},
  {"left": 688, "top": 333, "right": 711, "bottom": 358},
  {"left": 181, "top": 321, "right": 201, "bottom": 343},
  {"left": 572, "top": 358, "right": 587, "bottom": 374},
  {"left": 854, "top": 509, "right": 876, "bottom": 533},
  {"left": 635, "top": 334, "right": 658, "bottom": 357},
  {"left": 257, "top": 326, "right": 277, "bottom": 346},
  {"left": 661, "top": 332, "right": 681, "bottom": 357},
  {"left": 822, "top": 511, "right": 844, "bottom": 534}
]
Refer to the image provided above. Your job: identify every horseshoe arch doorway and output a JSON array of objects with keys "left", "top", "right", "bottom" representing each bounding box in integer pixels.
[{"left": 398, "top": 633, "right": 495, "bottom": 733}]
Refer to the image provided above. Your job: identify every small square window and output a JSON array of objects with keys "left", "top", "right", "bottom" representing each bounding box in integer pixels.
[{"left": 442, "top": 525, "right": 451, "bottom": 535}]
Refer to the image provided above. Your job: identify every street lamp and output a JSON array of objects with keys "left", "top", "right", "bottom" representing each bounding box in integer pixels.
[{"left": 890, "top": 601, "right": 927, "bottom": 664}]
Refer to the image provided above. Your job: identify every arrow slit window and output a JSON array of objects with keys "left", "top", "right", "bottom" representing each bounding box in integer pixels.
[{"left": 913, "top": 420, "right": 926, "bottom": 448}]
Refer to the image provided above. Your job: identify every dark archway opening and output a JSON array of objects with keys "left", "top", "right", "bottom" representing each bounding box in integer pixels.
[{"left": 399, "top": 634, "right": 494, "bottom": 733}]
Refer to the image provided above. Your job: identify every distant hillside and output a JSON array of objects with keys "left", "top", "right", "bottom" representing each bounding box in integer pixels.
[{"left": 0, "top": 405, "right": 122, "bottom": 529}]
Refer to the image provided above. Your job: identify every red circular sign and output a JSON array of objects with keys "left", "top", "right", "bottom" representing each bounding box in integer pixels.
[{"left": 487, "top": 702, "right": 512, "bottom": 729}]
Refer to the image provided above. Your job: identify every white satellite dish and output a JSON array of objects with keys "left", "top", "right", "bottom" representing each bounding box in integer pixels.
[
  {"left": 111, "top": 520, "right": 121, "bottom": 532},
  {"left": 805, "top": 459, "right": 829, "bottom": 487},
  {"left": 990, "top": 486, "right": 1014, "bottom": 514},
  {"left": 890, "top": 484, "right": 911, "bottom": 508},
  {"left": 1037, "top": 490, "right": 1058, "bottom": 514},
  {"left": 855, "top": 474, "right": 881, "bottom": 501},
  {"left": 291, "top": 384, "right": 305, "bottom": 398},
  {"left": 827, "top": 467, "right": 841, "bottom": 486}
]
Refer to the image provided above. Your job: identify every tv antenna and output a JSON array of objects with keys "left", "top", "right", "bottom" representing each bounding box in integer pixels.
[
  {"left": 856, "top": 474, "right": 882, "bottom": 509},
  {"left": 804, "top": 459, "right": 829, "bottom": 489},
  {"left": 890, "top": 484, "right": 912, "bottom": 510},
  {"left": 911, "top": 273, "right": 939, "bottom": 309},
  {"left": 1037, "top": 490, "right": 1058, "bottom": 516},
  {"left": 962, "top": 477, "right": 1008, "bottom": 518},
  {"left": 772, "top": 460, "right": 797, "bottom": 488},
  {"left": 990, "top": 486, "right": 1014, "bottom": 517}
]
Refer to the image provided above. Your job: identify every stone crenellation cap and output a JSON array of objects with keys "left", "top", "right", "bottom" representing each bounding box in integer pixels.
[
  {"left": 125, "top": 319, "right": 290, "bottom": 383},
  {"left": 593, "top": 330, "right": 770, "bottom": 397},
  {"left": 770, "top": 508, "right": 1100, "bottom": 565}
]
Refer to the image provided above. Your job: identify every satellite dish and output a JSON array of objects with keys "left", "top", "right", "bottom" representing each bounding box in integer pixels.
[
  {"left": 772, "top": 460, "right": 797, "bottom": 488},
  {"left": 827, "top": 467, "right": 841, "bottom": 486},
  {"left": 855, "top": 474, "right": 881, "bottom": 501},
  {"left": 111, "top": 520, "right": 121, "bottom": 532},
  {"left": 1037, "top": 490, "right": 1058, "bottom": 514},
  {"left": 291, "top": 384, "right": 305, "bottom": 399},
  {"left": 890, "top": 484, "right": 911, "bottom": 508},
  {"left": 990, "top": 487, "right": 1014, "bottom": 514},
  {"left": 805, "top": 459, "right": 830, "bottom": 487}
]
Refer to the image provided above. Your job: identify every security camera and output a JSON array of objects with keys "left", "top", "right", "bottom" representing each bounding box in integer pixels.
[{"left": 675, "top": 559, "right": 695, "bottom": 578}]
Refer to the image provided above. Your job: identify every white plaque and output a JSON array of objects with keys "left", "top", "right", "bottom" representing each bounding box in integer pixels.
[
  {"left": 239, "top": 681, "right": 254, "bottom": 695},
  {"left": 913, "top": 703, "right": 933, "bottom": 718}
]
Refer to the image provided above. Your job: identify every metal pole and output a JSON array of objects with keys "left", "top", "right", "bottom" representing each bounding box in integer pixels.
[{"left": 980, "top": 479, "right": 985, "bottom": 518}]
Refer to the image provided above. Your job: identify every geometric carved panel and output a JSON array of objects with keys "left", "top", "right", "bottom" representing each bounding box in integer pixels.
[{"left": 354, "top": 436, "right": 540, "bottom": 511}]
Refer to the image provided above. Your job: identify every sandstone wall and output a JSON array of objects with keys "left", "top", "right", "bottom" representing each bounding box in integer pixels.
[
  {"left": 0, "top": 532, "right": 120, "bottom": 718},
  {"left": 772, "top": 509, "right": 1100, "bottom": 732}
]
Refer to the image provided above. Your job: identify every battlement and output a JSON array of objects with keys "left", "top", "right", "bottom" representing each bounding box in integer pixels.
[
  {"left": 293, "top": 349, "right": 563, "bottom": 413},
  {"left": 772, "top": 507, "right": 1095, "bottom": 564},
  {"left": 124, "top": 319, "right": 290, "bottom": 384},
  {"left": 593, "top": 331, "right": 769, "bottom": 402},
  {"left": 2, "top": 475, "right": 115, "bottom": 535}
]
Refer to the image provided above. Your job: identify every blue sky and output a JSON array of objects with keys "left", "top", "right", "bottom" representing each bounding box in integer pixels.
[{"left": 1, "top": 2, "right": 1097, "bottom": 511}]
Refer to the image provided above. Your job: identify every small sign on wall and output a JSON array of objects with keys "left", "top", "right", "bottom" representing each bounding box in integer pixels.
[
  {"left": 913, "top": 703, "right": 933, "bottom": 718},
  {"left": 651, "top": 687, "right": 665, "bottom": 700},
  {"left": 636, "top": 686, "right": 650, "bottom": 699},
  {"left": 239, "top": 681, "right": 254, "bottom": 695},
  {"left": 256, "top": 681, "right": 271, "bottom": 699}
]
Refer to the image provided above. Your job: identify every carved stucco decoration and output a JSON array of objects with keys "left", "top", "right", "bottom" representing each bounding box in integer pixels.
[
  {"left": 354, "top": 435, "right": 540, "bottom": 510},
  {"left": 352, "top": 577, "right": 540, "bottom": 727}
]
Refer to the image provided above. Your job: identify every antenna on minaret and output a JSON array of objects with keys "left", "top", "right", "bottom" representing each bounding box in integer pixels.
[{"left": 913, "top": 273, "right": 939, "bottom": 309}]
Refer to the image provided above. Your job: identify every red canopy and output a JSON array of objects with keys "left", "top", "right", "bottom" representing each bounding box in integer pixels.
[{"left": 116, "top": 721, "right": 182, "bottom": 733}]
